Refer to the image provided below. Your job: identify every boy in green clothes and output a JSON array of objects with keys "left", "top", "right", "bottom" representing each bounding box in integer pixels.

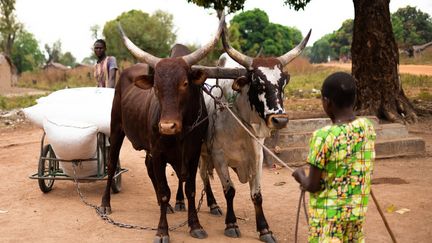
[{"left": 293, "top": 72, "right": 376, "bottom": 243}]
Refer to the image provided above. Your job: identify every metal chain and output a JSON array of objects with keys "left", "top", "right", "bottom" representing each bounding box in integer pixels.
[
  {"left": 182, "top": 89, "right": 207, "bottom": 139},
  {"left": 71, "top": 162, "right": 206, "bottom": 231}
]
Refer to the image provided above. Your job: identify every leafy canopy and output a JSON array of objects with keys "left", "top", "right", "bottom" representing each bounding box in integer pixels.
[
  {"left": 187, "top": 0, "right": 311, "bottom": 12},
  {"left": 0, "top": 0, "right": 23, "bottom": 56},
  {"left": 230, "top": 8, "right": 302, "bottom": 57},
  {"left": 11, "top": 30, "right": 45, "bottom": 73},
  {"left": 103, "top": 10, "right": 176, "bottom": 62},
  {"left": 44, "top": 40, "right": 77, "bottom": 67},
  {"left": 391, "top": 5, "right": 432, "bottom": 47}
]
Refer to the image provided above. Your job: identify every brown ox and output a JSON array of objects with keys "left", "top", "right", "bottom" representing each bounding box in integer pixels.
[{"left": 99, "top": 15, "right": 224, "bottom": 243}]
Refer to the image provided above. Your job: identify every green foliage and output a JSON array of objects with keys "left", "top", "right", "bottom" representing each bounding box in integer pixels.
[
  {"left": 283, "top": 0, "right": 312, "bottom": 11},
  {"left": 307, "top": 5, "right": 431, "bottom": 63},
  {"left": 187, "top": 0, "right": 246, "bottom": 13},
  {"left": 307, "top": 19, "right": 352, "bottom": 63},
  {"left": 59, "top": 52, "right": 76, "bottom": 67},
  {"left": 0, "top": 0, "right": 22, "bottom": 56},
  {"left": 392, "top": 6, "right": 432, "bottom": 47},
  {"left": 44, "top": 40, "right": 62, "bottom": 63},
  {"left": 308, "top": 34, "right": 336, "bottom": 63},
  {"left": 103, "top": 10, "right": 176, "bottom": 62},
  {"left": 90, "top": 24, "right": 100, "bottom": 40},
  {"left": 187, "top": 0, "right": 311, "bottom": 12},
  {"left": 44, "top": 40, "right": 77, "bottom": 67},
  {"left": 330, "top": 19, "right": 353, "bottom": 56},
  {"left": 229, "top": 9, "right": 302, "bottom": 57},
  {"left": 11, "top": 30, "right": 45, "bottom": 73}
]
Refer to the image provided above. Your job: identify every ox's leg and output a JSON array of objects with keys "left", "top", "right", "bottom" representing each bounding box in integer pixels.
[
  {"left": 152, "top": 156, "right": 170, "bottom": 243},
  {"left": 99, "top": 125, "right": 125, "bottom": 215},
  {"left": 146, "top": 155, "right": 175, "bottom": 214},
  {"left": 175, "top": 180, "right": 186, "bottom": 212},
  {"left": 250, "top": 140, "right": 276, "bottom": 243},
  {"left": 199, "top": 148, "right": 222, "bottom": 216},
  {"left": 185, "top": 154, "right": 207, "bottom": 239},
  {"left": 202, "top": 172, "right": 223, "bottom": 216},
  {"left": 212, "top": 152, "right": 240, "bottom": 238}
]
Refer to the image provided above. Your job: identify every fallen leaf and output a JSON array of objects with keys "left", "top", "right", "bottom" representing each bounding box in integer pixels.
[
  {"left": 386, "top": 204, "right": 396, "bottom": 213},
  {"left": 274, "top": 181, "right": 286, "bottom": 186},
  {"left": 395, "top": 208, "right": 410, "bottom": 215}
]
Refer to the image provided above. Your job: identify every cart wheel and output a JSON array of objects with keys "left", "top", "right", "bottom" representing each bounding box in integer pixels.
[
  {"left": 111, "top": 161, "right": 122, "bottom": 193},
  {"left": 38, "top": 145, "right": 56, "bottom": 193}
]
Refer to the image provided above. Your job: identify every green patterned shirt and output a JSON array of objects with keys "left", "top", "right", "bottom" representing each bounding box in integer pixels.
[{"left": 307, "top": 117, "right": 376, "bottom": 222}]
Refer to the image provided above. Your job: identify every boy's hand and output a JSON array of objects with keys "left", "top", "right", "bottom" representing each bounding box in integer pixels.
[{"left": 292, "top": 168, "right": 305, "bottom": 184}]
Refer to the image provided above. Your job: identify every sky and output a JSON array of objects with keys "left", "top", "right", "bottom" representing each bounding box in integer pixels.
[{"left": 15, "top": 0, "right": 432, "bottom": 62}]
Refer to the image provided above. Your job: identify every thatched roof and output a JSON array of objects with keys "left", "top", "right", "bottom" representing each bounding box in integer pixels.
[
  {"left": 43, "top": 62, "right": 69, "bottom": 70},
  {"left": 74, "top": 63, "right": 93, "bottom": 69}
]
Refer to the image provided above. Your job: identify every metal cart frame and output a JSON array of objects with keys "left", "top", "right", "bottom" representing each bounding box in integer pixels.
[{"left": 29, "top": 132, "right": 127, "bottom": 193}]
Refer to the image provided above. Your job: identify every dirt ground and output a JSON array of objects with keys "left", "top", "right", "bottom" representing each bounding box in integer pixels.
[
  {"left": 0, "top": 115, "right": 431, "bottom": 243},
  {"left": 318, "top": 63, "right": 432, "bottom": 76},
  {"left": 1, "top": 64, "right": 432, "bottom": 242}
]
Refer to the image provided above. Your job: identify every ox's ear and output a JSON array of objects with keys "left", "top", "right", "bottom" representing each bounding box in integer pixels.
[
  {"left": 282, "top": 72, "right": 291, "bottom": 84},
  {"left": 134, "top": 75, "right": 154, "bottom": 90},
  {"left": 189, "top": 69, "right": 207, "bottom": 85},
  {"left": 232, "top": 76, "right": 249, "bottom": 92}
]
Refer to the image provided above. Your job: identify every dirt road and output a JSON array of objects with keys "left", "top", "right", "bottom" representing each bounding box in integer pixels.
[
  {"left": 318, "top": 63, "right": 432, "bottom": 76},
  {"left": 1, "top": 120, "right": 432, "bottom": 242}
]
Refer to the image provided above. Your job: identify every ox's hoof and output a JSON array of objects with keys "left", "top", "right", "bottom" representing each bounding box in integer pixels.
[
  {"left": 259, "top": 231, "right": 277, "bottom": 243},
  {"left": 224, "top": 223, "right": 241, "bottom": 238},
  {"left": 175, "top": 201, "right": 186, "bottom": 212},
  {"left": 153, "top": 235, "right": 169, "bottom": 243},
  {"left": 190, "top": 228, "right": 208, "bottom": 239},
  {"left": 209, "top": 204, "right": 223, "bottom": 216},
  {"left": 166, "top": 204, "right": 175, "bottom": 214},
  {"left": 97, "top": 206, "right": 112, "bottom": 215}
]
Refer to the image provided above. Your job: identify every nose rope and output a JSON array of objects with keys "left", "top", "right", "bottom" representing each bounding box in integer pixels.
[
  {"left": 202, "top": 85, "right": 294, "bottom": 172},
  {"left": 202, "top": 84, "right": 397, "bottom": 243}
]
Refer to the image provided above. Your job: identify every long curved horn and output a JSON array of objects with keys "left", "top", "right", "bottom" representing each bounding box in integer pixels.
[
  {"left": 182, "top": 11, "right": 225, "bottom": 66},
  {"left": 117, "top": 22, "right": 161, "bottom": 68},
  {"left": 221, "top": 22, "right": 253, "bottom": 69},
  {"left": 277, "top": 29, "right": 312, "bottom": 66}
]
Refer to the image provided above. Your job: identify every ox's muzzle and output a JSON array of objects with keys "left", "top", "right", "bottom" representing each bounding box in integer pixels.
[
  {"left": 159, "top": 120, "right": 182, "bottom": 135},
  {"left": 267, "top": 114, "right": 289, "bottom": 129}
]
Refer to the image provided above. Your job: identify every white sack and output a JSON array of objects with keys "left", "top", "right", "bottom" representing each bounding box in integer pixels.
[
  {"left": 43, "top": 118, "right": 98, "bottom": 160},
  {"left": 43, "top": 118, "right": 102, "bottom": 178},
  {"left": 23, "top": 87, "right": 114, "bottom": 135},
  {"left": 36, "top": 87, "right": 114, "bottom": 105}
]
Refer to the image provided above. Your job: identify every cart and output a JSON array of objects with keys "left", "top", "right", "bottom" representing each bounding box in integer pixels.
[{"left": 29, "top": 132, "right": 127, "bottom": 193}]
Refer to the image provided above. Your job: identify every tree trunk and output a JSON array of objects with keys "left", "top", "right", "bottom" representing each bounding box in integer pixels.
[{"left": 352, "top": 0, "right": 417, "bottom": 123}]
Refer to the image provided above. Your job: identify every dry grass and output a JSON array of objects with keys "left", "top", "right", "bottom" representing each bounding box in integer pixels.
[
  {"left": 400, "top": 47, "right": 432, "bottom": 65},
  {"left": 18, "top": 67, "right": 94, "bottom": 91},
  {"left": 9, "top": 58, "right": 432, "bottom": 112}
]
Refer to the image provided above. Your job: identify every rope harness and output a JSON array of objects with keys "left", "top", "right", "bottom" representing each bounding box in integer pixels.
[
  {"left": 201, "top": 84, "right": 397, "bottom": 243},
  {"left": 69, "top": 82, "right": 397, "bottom": 242}
]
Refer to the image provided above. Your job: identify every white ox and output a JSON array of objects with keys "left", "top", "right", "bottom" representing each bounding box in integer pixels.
[{"left": 198, "top": 30, "right": 311, "bottom": 243}]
